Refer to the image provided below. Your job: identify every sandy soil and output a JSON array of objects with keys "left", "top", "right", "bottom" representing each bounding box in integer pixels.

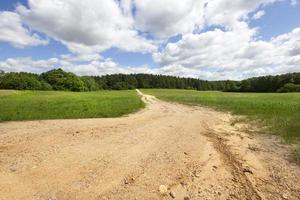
[{"left": 0, "top": 90, "right": 299, "bottom": 200}]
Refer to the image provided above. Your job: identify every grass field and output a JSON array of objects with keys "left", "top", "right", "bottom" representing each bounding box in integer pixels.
[
  {"left": 0, "top": 90, "right": 144, "bottom": 121},
  {"left": 142, "top": 89, "right": 300, "bottom": 144}
]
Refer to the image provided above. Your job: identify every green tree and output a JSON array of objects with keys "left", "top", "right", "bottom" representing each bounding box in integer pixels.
[
  {"left": 277, "top": 83, "right": 300, "bottom": 93},
  {"left": 81, "top": 76, "right": 100, "bottom": 91},
  {"left": 41, "top": 69, "right": 87, "bottom": 91},
  {"left": 0, "top": 72, "right": 52, "bottom": 90}
]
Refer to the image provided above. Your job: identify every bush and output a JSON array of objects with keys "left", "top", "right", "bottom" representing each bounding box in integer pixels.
[
  {"left": 277, "top": 83, "right": 300, "bottom": 93},
  {"left": 112, "top": 82, "right": 131, "bottom": 90},
  {"left": 41, "top": 69, "right": 88, "bottom": 91},
  {"left": 81, "top": 76, "right": 100, "bottom": 91},
  {"left": 0, "top": 72, "right": 52, "bottom": 90}
]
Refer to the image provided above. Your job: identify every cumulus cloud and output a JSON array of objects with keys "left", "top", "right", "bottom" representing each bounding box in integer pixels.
[
  {"left": 0, "top": 57, "right": 58, "bottom": 74},
  {"left": 0, "top": 55, "right": 155, "bottom": 77},
  {"left": 204, "top": 0, "right": 277, "bottom": 29},
  {"left": 0, "top": 11, "right": 47, "bottom": 47},
  {"left": 134, "top": 0, "right": 277, "bottom": 37},
  {"left": 134, "top": 0, "right": 205, "bottom": 38},
  {"left": 154, "top": 25, "right": 300, "bottom": 80},
  {"left": 16, "top": 0, "right": 156, "bottom": 54}
]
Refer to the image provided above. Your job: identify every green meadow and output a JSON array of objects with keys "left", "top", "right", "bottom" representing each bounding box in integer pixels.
[
  {"left": 142, "top": 89, "right": 300, "bottom": 144},
  {"left": 0, "top": 90, "right": 144, "bottom": 121}
]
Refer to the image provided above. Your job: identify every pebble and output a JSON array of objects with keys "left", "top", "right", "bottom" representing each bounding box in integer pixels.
[
  {"left": 169, "top": 191, "right": 176, "bottom": 198},
  {"left": 124, "top": 178, "right": 129, "bottom": 184},
  {"left": 9, "top": 166, "right": 17, "bottom": 172},
  {"left": 243, "top": 166, "right": 253, "bottom": 174},
  {"left": 194, "top": 172, "right": 200, "bottom": 178},
  {"left": 159, "top": 185, "right": 168, "bottom": 195},
  {"left": 124, "top": 177, "right": 135, "bottom": 185},
  {"left": 282, "top": 193, "right": 288, "bottom": 199}
]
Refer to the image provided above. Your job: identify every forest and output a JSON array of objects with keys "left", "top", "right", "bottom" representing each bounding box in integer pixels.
[{"left": 0, "top": 69, "right": 299, "bottom": 92}]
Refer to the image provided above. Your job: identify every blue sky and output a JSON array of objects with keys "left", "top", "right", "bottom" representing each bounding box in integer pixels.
[
  {"left": 249, "top": 1, "right": 300, "bottom": 39},
  {"left": 0, "top": 0, "right": 299, "bottom": 80}
]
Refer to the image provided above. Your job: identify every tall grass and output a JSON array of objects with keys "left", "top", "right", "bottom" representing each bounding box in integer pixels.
[
  {"left": 142, "top": 89, "right": 300, "bottom": 143},
  {"left": 0, "top": 90, "right": 144, "bottom": 121}
]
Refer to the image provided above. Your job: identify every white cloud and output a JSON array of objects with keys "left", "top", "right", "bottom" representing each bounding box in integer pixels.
[
  {"left": 154, "top": 25, "right": 300, "bottom": 80},
  {"left": 204, "top": 0, "right": 277, "bottom": 29},
  {"left": 0, "top": 57, "right": 58, "bottom": 74},
  {"left": 0, "top": 11, "right": 47, "bottom": 47},
  {"left": 252, "top": 10, "right": 266, "bottom": 19},
  {"left": 16, "top": 0, "right": 157, "bottom": 54},
  {"left": 134, "top": 0, "right": 278, "bottom": 38},
  {"left": 0, "top": 56, "right": 155, "bottom": 77},
  {"left": 134, "top": 0, "right": 205, "bottom": 38}
]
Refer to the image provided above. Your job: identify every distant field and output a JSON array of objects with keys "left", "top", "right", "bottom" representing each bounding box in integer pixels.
[
  {"left": 142, "top": 89, "right": 300, "bottom": 143},
  {"left": 0, "top": 90, "right": 144, "bottom": 121}
]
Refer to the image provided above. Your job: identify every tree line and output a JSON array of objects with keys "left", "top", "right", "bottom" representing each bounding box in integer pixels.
[
  {"left": 0, "top": 69, "right": 299, "bottom": 92},
  {"left": 236, "top": 73, "right": 300, "bottom": 92}
]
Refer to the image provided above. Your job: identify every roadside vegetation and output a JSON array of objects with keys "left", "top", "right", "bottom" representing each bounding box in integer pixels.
[
  {"left": 0, "top": 90, "right": 144, "bottom": 121},
  {"left": 142, "top": 89, "right": 300, "bottom": 143}
]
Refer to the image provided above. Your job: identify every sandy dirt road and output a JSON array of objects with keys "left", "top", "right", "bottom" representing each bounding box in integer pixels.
[{"left": 0, "top": 90, "right": 299, "bottom": 200}]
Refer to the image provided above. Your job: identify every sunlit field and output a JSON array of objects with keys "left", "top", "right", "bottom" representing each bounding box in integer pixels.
[{"left": 0, "top": 90, "right": 144, "bottom": 121}]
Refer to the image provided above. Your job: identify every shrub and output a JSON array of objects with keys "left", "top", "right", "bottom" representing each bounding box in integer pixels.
[
  {"left": 41, "top": 69, "right": 87, "bottom": 91},
  {"left": 277, "top": 83, "right": 300, "bottom": 93},
  {"left": 81, "top": 76, "right": 100, "bottom": 91},
  {"left": 0, "top": 72, "right": 52, "bottom": 90}
]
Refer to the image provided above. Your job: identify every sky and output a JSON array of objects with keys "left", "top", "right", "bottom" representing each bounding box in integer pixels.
[{"left": 0, "top": 0, "right": 300, "bottom": 80}]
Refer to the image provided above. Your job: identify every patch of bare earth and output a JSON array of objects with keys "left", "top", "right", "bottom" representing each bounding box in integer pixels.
[{"left": 0, "top": 90, "right": 299, "bottom": 200}]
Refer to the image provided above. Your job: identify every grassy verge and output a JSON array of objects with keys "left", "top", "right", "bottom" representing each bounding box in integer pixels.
[
  {"left": 0, "top": 90, "right": 144, "bottom": 121},
  {"left": 142, "top": 89, "right": 300, "bottom": 143}
]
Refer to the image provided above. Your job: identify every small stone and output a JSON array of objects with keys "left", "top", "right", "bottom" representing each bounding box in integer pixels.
[
  {"left": 282, "top": 193, "right": 288, "bottom": 199},
  {"left": 169, "top": 191, "right": 176, "bottom": 198},
  {"left": 184, "top": 152, "right": 189, "bottom": 155},
  {"left": 124, "top": 178, "right": 129, "bottom": 184},
  {"left": 180, "top": 181, "right": 186, "bottom": 186},
  {"left": 193, "top": 170, "right": 200, "bottom": 178},
  {"left": 47, "top": 197, "right": 58, "bottom": 200},
  {"left": 159, "top": 185, "right": 168, "bottom": 195},
  {"left": 213, "top": 165, "right": 218, "bottom": 169},
  {"left": 184, "top": 196, "right": 190, "bottom": 200},
  {"left": 9, "top": 166, "right": 17, "bottom": 172},
  {"left": 243, "top": 166, "right": 253, "bottom": 174},
  {"left": 124, "top": 177, "right": 135, "bottom": 185}
]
